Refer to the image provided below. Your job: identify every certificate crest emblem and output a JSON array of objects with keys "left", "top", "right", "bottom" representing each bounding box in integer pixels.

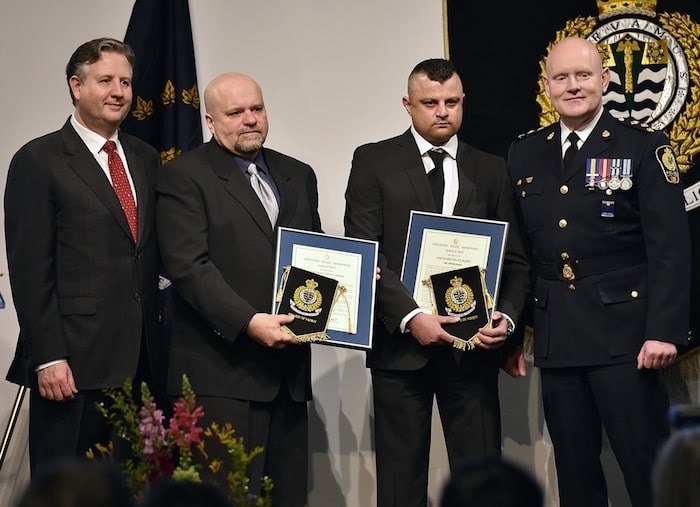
[
  {"left": 444, "top": 276, "right": 476, "bottom": 318},
  {"left": 291, "top": 279, "right": 323, "bottom": 316}
]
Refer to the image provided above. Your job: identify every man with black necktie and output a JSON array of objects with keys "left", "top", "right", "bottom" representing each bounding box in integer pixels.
[
  {"left": 507, "top": 37, "right": 691, "bottom": 507},
  {"left": 344, "top": 58, "right": 530, "bottom": 507},
  {"left": 157, "top": 72, "right": 321, "bottom": 506},
  {"left": 4, "top": 38, "right": 160, "bottom": 475}
]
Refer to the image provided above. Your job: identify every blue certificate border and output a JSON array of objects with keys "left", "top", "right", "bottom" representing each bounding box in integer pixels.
[
  {"left": 274, "top": 227, "right": 378, "bottom": 349},
  {"left": 400, "top": 211, "right": 509, "bottom": 315}
]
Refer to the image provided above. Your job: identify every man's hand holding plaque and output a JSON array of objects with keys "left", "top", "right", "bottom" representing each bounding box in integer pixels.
[
  {"left": 425, "top": 265, "right": 492, "bottom": 351},
  {"left": 275, "top": 265, "right": 343, "bottom": 342}
]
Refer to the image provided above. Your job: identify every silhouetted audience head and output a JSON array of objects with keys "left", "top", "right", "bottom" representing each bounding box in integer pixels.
[
  {"left": 15, "top": 460, "right": 133, "bottom": 507},
  {"left": 139, "top": 479, "right": 233, "bottom": 507},
  {"left": 440, "top": 457, "right": 543, "bottom": 507},
  {"left": 652, "top": 426, "right": 700, "bottom": 507}
]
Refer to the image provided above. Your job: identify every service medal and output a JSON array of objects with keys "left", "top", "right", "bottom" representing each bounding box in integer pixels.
[{"left": 620, "top": 159, "right": 634, "bottom": 190}]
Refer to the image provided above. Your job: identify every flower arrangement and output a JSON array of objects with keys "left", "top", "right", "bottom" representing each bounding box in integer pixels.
[{"left": 87, "top": 375, "right": 272, "bottom": 506}]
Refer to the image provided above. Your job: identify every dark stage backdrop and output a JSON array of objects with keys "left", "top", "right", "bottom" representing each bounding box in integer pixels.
[{"left": 445, "top": 1, "right": 700, "bottom": 363}]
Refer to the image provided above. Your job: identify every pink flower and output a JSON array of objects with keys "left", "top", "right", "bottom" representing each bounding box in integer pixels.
[
  {"left": 139, "top": 398, "right": 166, "bottom": 457},
  {"left": 168, "top": 396, "right": 205, "bottom": 449}
]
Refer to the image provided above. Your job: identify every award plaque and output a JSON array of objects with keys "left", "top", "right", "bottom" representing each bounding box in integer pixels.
[
  {"left": 425, "top": 266, "right": 491, "bottom": 351},
  {"left": 273, "top": 227, "right": 378, "bottom": 349},
  {"left": 401, "top": 211, "right": 508, "bottom": 350},
  {"left": 275, "top": 265, "right": 341, "bottom": 342}
]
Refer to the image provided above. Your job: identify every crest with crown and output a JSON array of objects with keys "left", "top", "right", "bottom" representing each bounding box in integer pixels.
[{"left": 536, "top": 0, "right": 700, "bottom": 174}]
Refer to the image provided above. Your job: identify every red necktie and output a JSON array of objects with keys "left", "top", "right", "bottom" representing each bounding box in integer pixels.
[{"left": 103, "top": 141, "right": 138, "bottom": 242}]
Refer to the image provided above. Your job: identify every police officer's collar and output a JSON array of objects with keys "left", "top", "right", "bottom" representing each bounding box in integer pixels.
[{"left": 560, "top": 106, "right": 604, "bottom": 147}]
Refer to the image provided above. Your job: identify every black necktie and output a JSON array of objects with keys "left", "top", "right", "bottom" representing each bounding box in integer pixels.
[
  {"left": 562, "top": 132, "right": 579, "bottom": 173},
  {"left": 428, "top": 150, "right": 445, "bottom": 212}
]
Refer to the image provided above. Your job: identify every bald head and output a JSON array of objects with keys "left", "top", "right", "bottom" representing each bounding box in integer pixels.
[
  {"left": 204, "top": 72, "right": 268, "bottom": 159},
  {"left": 543, "top": 37, "right": 610, "bottom": 130},
  {"left": 545, "top": 37, "right": 604, "bottom": 77}
]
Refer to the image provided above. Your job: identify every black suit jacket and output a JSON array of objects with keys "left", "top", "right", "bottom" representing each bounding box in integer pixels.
[
  {"left": 5, "top": 119, "right": 160, "bottom": 389},
  {"left": 156, "top": 140, "right": 322, "bottom": 403},
  {"left": 344, "top": 130, "right": 529, "bottom": 374},
  {"left": 507, "top": 111, "right": 691, "bottom": 367}
]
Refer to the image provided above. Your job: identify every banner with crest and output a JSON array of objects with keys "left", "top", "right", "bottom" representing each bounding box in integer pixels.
[{"left": 445, "top": 0, "right": 700, "bottom": 379}]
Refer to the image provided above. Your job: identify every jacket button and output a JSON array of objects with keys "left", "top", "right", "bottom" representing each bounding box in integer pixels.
[
  {"left": 631, "top": 290, "right": 639, "bottom": 298},
  {"left": 558, "top": 219, "right": 568, "bottom": 228},
  {"left": 560, "top": 185, "right": 569, "bottom": 194},
  {"left": 134, "top": 292, "right": 142, "bottom": 302},
  {"left": 568, "top": 284, "right": 576, "bottom": 291}
]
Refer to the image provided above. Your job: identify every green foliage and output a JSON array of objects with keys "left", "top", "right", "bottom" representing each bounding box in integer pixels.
[{"left": 87, "top": 375, "right": 273, "bottom": 506}]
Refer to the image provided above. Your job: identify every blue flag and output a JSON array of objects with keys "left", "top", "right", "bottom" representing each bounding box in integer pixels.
[
  {"left": 122, "top": 0, "right": 203, "bottom": 162},
  {"left": 122, "top": 0, "right": 203, "bottom": 401}
]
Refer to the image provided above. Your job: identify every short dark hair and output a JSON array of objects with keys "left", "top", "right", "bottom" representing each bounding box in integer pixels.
[
  {"left": 440, "top": 457, "right": 543, "bottom": 507},
  {"left": 409, "top": 58, "right": 457, "bottom": 84},
  {"left": 65, "top": 38, "right": 135, "bottom": 105}
]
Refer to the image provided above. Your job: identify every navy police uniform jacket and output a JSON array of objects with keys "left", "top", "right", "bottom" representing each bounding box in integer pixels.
[{"left": 507, "top": 110, "right": 691, "bottom": 368}]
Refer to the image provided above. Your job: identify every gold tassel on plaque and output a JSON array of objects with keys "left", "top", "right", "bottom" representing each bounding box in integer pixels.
[
  {"left": 275, "top": 266, "right": 342, "bottom": 343},
  {"left": 423, "top": 265, "right": 491, "bottom": 351}
]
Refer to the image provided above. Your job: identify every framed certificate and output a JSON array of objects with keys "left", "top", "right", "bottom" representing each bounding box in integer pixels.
[
  {"left": 273, "top": 227, "right": 378, "bottom": 349},
  {"left": 401, "top": 211, "right": 508, "bottom": 323}
]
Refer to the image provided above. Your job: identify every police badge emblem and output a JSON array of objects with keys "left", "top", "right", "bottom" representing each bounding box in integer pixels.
[
  {"left": 275, "top": 265, "right": 343, "bottom": 342},
  {"left": 444, "top": 276, "right": 476, "bottom": 318},
  {"left": 292, "top": 279, "right": 323, "bottom": 316},
  {"left": 656, "top": 145, "right": 681, "bottom": 184},
  {"left": 424, "top": 265, "right": 492, "bottom": 351}
]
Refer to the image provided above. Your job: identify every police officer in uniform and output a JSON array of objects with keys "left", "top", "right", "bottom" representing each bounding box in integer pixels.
[{"left": 507, "top": 37, "right": 690, "bottom": 507}]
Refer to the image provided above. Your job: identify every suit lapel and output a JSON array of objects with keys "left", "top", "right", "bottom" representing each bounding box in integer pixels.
[
  {"left": 536, "top": 124, "right": 567, "bottom": 183},
  {"left": 208, "top": 142, "right": 275, "bottom": 243},
  {"left": 397, "top": 130, "right": 436, "bottom": 211},
  {"left": 122, "top": 139, "right": 149, "bottom": 245},
  {"left": 452, "top": 142, "right": 477, "bottom": 216},
  {"left": 59, "top": 122, "right": 134, "bottom": 242}
]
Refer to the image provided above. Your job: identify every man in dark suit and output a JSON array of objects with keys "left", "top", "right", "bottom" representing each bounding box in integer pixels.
[
  {"left": 507, "top": 37, "right": 691, "bottom": 507},
  {"left": 344, "top": 58, "right": 530, "bottom": 507},
  {"left": 156, "top": 72, "right": 322, "bottom": 507},
  {"left": 4, "top": 38, "right": 160, "bottom": 475}
]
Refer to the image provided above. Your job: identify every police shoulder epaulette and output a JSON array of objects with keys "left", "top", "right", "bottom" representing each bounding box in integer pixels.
[
  {"left": 615, "top": 116, "right": 657, "bottom": 134},
  {"left": 515, "top": 125, "right": 551, "bottom": 142}
]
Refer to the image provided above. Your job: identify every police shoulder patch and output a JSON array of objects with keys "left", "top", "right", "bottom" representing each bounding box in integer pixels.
[{"left": 655, "top": 145, "right": 680, "bottom": 184}]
